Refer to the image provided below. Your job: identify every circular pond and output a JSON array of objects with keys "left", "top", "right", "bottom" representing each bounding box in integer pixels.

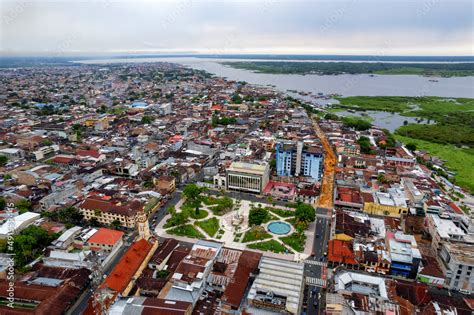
[{"left": 267, "top": 221, "right": 291, "bottom": 235}]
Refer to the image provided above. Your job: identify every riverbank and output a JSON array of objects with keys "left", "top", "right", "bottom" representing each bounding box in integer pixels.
[{"left": 221, "top": 61, "right": 474, "bottom": 77}]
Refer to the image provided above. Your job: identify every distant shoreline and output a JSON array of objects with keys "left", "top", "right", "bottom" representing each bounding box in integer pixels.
[
  {"left": 1, "top": 54, "right": 474, "bottom": 69},
  {"left": 220, "top": 61, "right": 474, "bottom": 77}
]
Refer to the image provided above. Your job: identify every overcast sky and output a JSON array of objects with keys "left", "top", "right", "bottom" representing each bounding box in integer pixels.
[{"left": 1, "top": 0, "right": 473, "bottom": 56}]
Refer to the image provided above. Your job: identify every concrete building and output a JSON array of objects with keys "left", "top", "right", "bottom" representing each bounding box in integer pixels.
[
  {"left": 86, "top": 228, "right": 124, "bottom": 252},
  {"left": 43, "top": 250, "right": 93, "bottom": 269},
  {"left": 109, "top": 297, "right": 192, "bottom": 315},
  {"left": 0, "top": 148, "right": 24, "bottom": 161},
  {"left": 51, "top": 226, "right": 83, "bottom": 250},
  {"left": 153, "top": 102, "right": 173, "bottom": 115},
  {"left": 387, "top": 231, "right": 421, "bottom": 279},
  {"left": 332, "top": 271, "right": 399, "bottom": 314},
  {"left": 39, "top": 183, "right": 80, "bottom": 211},
  {"left": 164, "top": 240, "right": 222, "bottom": 306},
  {"left": 0, "top": 212, "right": 41, "bottom": 239},
  {"left": 226, "top": 161, "right": 270, "bottom": 194},
  {"left": 247, "top": 257, "right": 304, "bottom": 314},
  {"left": 154, "top": 175, "right": 176, "bottom": 193},
  {"left": 275, "top": 140, "right": 324, "bottom": 181},
  {"left": 33, "top": 145, "right": 60, "bottom": 161},
  {"left": 79, "top": 197, "right": 143, "bottom": 228},
  {"left": 439, "top": 242, "right": 474, "bottom": 293},
  {"left": 426, "top": 214, "right": 466, "bottom": 251}
]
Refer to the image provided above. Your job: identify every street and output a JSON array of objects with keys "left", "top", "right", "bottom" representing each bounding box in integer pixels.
[{"left": 303, "top": 207, "right": 331, "bottom": 315}]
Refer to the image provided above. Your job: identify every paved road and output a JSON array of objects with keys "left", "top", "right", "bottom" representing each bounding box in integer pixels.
[
  {"left": 303, "top": 207, "right": 331, "bottom": 315},
  {"left": 149, "top": 190, "right": 182, "bottom": 230}
]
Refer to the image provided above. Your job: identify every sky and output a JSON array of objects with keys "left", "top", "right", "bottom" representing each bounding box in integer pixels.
[{"left": 0, "top": 0, "right": 473, "bottom": 56}]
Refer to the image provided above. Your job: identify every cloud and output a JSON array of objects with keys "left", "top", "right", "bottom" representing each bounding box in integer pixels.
[{"left": 0, "top": 0, "right": 472, "bottom": 55}]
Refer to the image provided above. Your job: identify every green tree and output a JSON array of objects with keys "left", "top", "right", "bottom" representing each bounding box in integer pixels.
[
  {"left": 231, "top": 93, "right": 243, "bottom": 104},
  {"left": 183, "top": 183, "right": 205, "bottom": 202},
  {"left": 357, "top": 136, "right": 373, "bottom": 154},
  {"left": 2, "top": 225, "right": 58, "bottom": 269},
  {"left": 111, "top": 219, "right": 121, "bottom": 229},
  {"left": 377, "top": 174, "right": 388, "bottom": 184},
  {"left": 406, "top": 143, "right": 417, "bottom": 152},
  {"left": 42, "top": 139, "right": 53, "bottom": 146},
  {"left": 143, "top": 180, "right": 154, "bottom": 188},
  {"left": 295, "top": 203, "right": 315, "bottom": 223},
  {"left": 269, "top": 159, "right": 276, "bottom": 170},
  {"left": 167, "top": 206, "right": 176, "bottom": 215},
  {"left": 89, "top": 217, "right": 102, "bottom": 227},
  {"left": 15, "top": 199, "right": 32, "bottom": 214},
  {"left": 141, "top": 115, "right": 154, "bottom": 124},
  {"left": 249, "top": 206, "right": 269, "bottom": 226},
  {"left": 59, "top": 207, "right": 83, "bottom": 225},
  {"left": 0, "top": 155, "right": 8, "bottom": 166},
  {"left": 0, "top": 197, "right": 5, "bottom": 210},
  {"left": 167, "top": 212, "right": 188, "bottom": 227}
]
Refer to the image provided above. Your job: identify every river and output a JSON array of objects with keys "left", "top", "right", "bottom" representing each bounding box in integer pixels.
[{"left": 76, "top": 57, "right": 474, "bottom": 98}]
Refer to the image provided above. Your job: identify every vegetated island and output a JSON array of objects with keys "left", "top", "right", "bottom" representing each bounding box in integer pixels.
[
  {"left": 328, "top": 96, "right": 474, "bottom": 193},
  {"left": 221, "top": 61, "right": 474, "bottom": 77}
]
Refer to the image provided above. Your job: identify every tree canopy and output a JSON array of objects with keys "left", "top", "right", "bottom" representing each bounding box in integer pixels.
[
  {"left": 1, "top": 225, "right": 58, "bottom": 269},
  {"left": 295, "top": 203, "right": 316, "bottom": 223},
  {"left": 0, "top": 155, "right": 8, "bottom": 166},
  {"left": 183, "top": 183, "right": 205, "bottom": 201},
  {"left": 249, "top": 206, "right": 269, "bottom": 226}
]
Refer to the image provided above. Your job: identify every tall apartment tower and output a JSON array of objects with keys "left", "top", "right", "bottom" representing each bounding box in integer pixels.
[{"left": 276, "top": 140, "right": 324, "bottom": 181}]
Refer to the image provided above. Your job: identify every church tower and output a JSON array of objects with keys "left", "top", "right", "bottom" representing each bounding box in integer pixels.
[{"left": 136, "top": 210, "right": 150, "bottom": 240}]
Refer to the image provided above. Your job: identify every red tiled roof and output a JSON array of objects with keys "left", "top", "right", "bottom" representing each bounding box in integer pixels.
[
  {"left": 87, "top": 228, "right": 124, "bottom": 246},
  {"left": 102, "top": 239, "right": 153, "bottom": 293},
  {"left": 80, "top": 197, "right": 142, "bottom": 217},
  {"left": 448, "top": 202, "right": 463, "bottom": 215},
  {"left": 76, "top": 149, "right": 101, "bottom": 158},
  {"left": 222, "top": 251, "right": 261, "bottom": 308},
  {"left": 328, "top": 239, "right": 357, "bottom": 265},
  {"left": 52, "top": 155, "right": 75, "bottom": 164},
  {"left": 84, "top": 239, "right": 154, "bottom": 315}
]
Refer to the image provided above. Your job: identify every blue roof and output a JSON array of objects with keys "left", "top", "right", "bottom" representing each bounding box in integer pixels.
[{"left": 130, "top": 101, "right": 148, "bottom": 108}]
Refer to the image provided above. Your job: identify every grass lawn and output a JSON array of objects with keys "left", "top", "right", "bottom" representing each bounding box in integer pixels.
[
  {"left": 248, "top": 240, "right": 288, "bottom": 254},
  {"left": 396, "top": 135, "right": 474, "bottom": 193},
  {"left": 206, "top": 196, "right": 234, "bottom": 215},
  {"left": 267, "top": 207, "right": 295, "bottom": 218},
  {"left": 280, "top": 233, "right": 306, "bottom": 252},
  {"left": 195, "top": 217, "right": 220, "bottom": 237},
  {"left": 189, "top": 209, "right": 208, "bottom": 220},
  {"left": 262, "top": 214, "right": 278, "bottom": 224},
  {"left": 285, "top": 217, "right": 298, "bottom": 227},
  {"left": 167, "top": 224, "right": 204, "bottom": 239},
  {"left": 242, "top": 226, "right": 272, "bottom": 243},
  {"left": 234, "top": 232, "right": 242, "bottom": 242},
  {"left": 181, "top": 200, "right": 202, "bottom": 213}
]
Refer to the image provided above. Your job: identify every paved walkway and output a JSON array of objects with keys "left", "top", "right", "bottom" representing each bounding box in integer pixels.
[{"left": 155, "top": 196, "right": 313, "bottom": 262}]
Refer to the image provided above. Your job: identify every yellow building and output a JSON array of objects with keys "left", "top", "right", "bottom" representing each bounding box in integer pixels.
[{"left": 363, "top": 202, "right": 408, "bottom": 218}]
